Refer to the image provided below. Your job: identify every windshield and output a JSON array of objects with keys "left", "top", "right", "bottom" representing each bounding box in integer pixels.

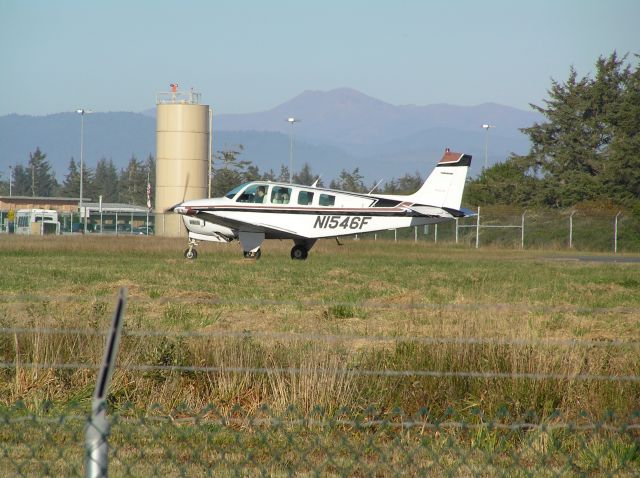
[{"left": 224, "top": 183, "right": 249, "bottom": 200}]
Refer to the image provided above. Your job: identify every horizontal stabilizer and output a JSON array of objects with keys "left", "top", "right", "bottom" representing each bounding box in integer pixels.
[{"left": 409, "top": 205, "right": 471, "bottom": 218}]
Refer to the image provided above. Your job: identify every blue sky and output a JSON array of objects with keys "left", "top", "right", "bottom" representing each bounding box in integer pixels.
[{"left": 1, "top": 0, "right": 638, "bottom": 116}]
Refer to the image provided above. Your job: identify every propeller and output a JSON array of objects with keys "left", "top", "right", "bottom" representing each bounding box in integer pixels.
[{"left": 164, "top": 173, "right": 190, "bottom": 213}]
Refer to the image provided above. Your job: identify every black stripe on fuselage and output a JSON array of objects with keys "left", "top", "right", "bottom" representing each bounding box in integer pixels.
[{"left": 195, "top": 206, "right": 422, "bottom": 217}]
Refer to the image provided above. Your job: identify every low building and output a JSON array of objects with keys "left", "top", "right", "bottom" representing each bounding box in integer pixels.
[
  {"left": 0, "top": 195, "right": 88, "bottom": 213},
  {"left": 0, "top": 196, "right": 153, "bottom": 235}
]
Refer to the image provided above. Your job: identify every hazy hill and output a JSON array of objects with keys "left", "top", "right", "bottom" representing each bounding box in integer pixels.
[{"left": 0, "top": 88, "right": 542, "bottom": 184}]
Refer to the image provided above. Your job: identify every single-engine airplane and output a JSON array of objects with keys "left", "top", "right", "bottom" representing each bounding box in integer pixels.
[{"left": 171, "top": 148, "right": 472, "bottom": 260}]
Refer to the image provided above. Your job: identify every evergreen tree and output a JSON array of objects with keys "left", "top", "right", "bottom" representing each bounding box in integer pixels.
[
  {"left": 392, "top": 171, "right": 423, "bottom": 195},
  {"left": 245, "top": 165, "right": 262, "bottom": 182},
  {"left": 27, "top": 147, "right": 58, "bottom": 197},
  {"left": 11, "top": 165, "right": 31, "bottom": 196},
  {"left": 292, "top": 163, "right": 317, "bottom": 186},
  {"left": 463, "top": 156, "right": 540, "bottom": 206},
  {"left": 119, "top": 156, "right": 147, "bottom": 205},
  {"left": 468, "top": 52, "right": 640, "bottom": 208},
  {"left": 261, "top": 169, "right": 276, "bottom": 182},
  {"left": 277, "top": 165, "right": 290, "bottom": 183},
  {"left": 60, "top": 158, "right": 80, "bottom": 197},
  {"left": 331, "top": 168, "right": 366, "bottom": 193},
  {"left": 94, "top": 158, "right": 119, "bottom": 202},
  {"left": 602, "top": 54, "right": 640, "bottom": 203},
  {"left": 210, "top": 146, "right": 250, "bottom": 196},
  {"left": 81, "top": 163, "right": 96, "bottom": 202}
]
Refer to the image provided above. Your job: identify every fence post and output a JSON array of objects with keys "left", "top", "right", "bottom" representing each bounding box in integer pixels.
[
  {"left": 614, "top": 211, "right": 621, "bottom": 254},
  {"left": 434, "top": 224, "right": 438, "bottom": 243},
  {"left": 475, "top": 206, "right": 480, "bottom": 249},
  {"left": 569, "top": 211, "right": 575, "bottom": 249},
  {"left": 414, "top": 226, "right": 417, "bottom": 243},
  {"left": 85, "top": 288, "right": 127, "bottom": 478},
  {"left": 394, "top": 229, "right": 397, "bottom": 242},
  {"left": 521, "top": 210, "right": 527, "bottom": 249},
  {"left": 455, "top": 218, "right": 459, "bottom": 244}
]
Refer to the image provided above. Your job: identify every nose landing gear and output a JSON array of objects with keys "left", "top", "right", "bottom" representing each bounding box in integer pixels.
[
  {"left": 184, "top": 239, "right": 198, "bottom": 260},
  {"left": 243, "top": 248, "right": 262, "bottom": 260}
]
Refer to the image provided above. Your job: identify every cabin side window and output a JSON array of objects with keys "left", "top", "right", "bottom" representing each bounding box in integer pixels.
[
  {"left": 270, "top": 186, "right": 291, "bottom": 204},
  {"left": 298, "top": 191, "right": 314, "bottom": 205},
  {"left": 319, "top": 194, "right": 335, "bottom": 206}
]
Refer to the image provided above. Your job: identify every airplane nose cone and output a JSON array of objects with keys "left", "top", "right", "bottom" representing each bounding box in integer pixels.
[{"left": 173, "top": 206, "right": 189, "bottom": 215}]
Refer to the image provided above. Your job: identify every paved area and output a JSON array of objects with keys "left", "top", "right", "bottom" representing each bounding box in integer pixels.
[{"left": 550, "top": 255, "right": 640, "bottom": 264}]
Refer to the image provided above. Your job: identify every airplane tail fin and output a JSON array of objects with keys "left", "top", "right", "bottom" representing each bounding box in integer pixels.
[{"left": 407, "top": 149, "right": 472, "bottom": 209}]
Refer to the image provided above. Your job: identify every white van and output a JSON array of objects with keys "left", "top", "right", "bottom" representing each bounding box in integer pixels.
[{"left": 15, "top": 209, "right": 61, "bottom": 235}]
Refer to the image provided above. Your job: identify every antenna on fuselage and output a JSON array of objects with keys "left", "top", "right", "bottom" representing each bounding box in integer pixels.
[{"left": 368, "top": 179, "right": 384, "bottom": 194}]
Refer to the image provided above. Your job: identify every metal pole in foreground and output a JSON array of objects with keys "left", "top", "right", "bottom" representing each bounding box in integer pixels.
[
  {"left": 569, "top": 211, "right": 575, "bottom": 249},
  {"left": 614, "top": 211, "right": 621, "bottom": 254},
  {"left": 455, "top": 218, "right": 459, "bottom": 244},
  {"left": 475, "top": 206, "right": 481, "bottom": 249},
  {"left": 85, "top": 288, "right": 127, "bottom": 478}
]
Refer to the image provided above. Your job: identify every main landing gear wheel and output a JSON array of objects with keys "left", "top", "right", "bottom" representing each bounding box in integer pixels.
[
  {"left": 184, "top": 248, "right": 198, "bottom": 260},
  {"left": 243, "top": 249, "right": 262, "bottom": 260},
  {"left": 290, "top": 245, "right": 308, "bottom": 260}
]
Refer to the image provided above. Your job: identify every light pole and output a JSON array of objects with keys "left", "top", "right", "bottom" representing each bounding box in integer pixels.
[
  {"left": 8, "top": 166, "right": 12, "bottom": 197},
  {"left": 77, "top": 109, "right": 92, "bottom": 233},
  {"left": 287, "top": 117, "right": 300, "bottom": 183},
  {"left": 482, "top": 124, "right": 495, "bottom": 171}
]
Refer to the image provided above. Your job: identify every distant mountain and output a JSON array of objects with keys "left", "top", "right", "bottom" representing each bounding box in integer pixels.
[
  {"left": 0, "top": 112, "right": 156, "bottom": 180},
  {"left": 0, "top": 88, "right": 542, "bottom": 184},
  {"left": 215, "top": 88, "right": 540, "bottom": 148}
]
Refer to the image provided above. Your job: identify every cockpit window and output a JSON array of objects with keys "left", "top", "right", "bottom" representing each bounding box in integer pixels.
[
  {"left": 270, "top": 186, "right": 291, "bottom": 204},
  {"left": 236, "top": 184, "right": 269, "bottom": 203},
  {"left": 225, "top": 183, "right": 248, "bottom": 200}
]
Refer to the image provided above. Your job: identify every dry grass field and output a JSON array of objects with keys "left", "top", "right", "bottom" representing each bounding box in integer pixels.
[{"left": 0, "top": 235, "right": 639, "bottom": 475}]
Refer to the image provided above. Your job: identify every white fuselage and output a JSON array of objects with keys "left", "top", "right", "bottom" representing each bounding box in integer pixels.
[
  {"left": 175, "top": 182, "right": 458, "bottom": 243},
  {"left": 172, "top": 149, "right": 472, "bottom": 258}
]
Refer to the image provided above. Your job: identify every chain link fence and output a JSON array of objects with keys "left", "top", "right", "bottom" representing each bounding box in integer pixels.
[
  {"left": 364, "top": 206, "right": 640, "bottom": 253},
  {"left": 1, "top": 291, "right": 639, "bottom": 476},
  {"left": 2, "top": 402, "right": 639, "bottom": 476},
  {"left": 2, "top": 206, "right": 639, "bottom": 253}
]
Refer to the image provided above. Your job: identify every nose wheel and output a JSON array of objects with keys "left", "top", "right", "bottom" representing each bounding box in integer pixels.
[
  {"left": 243, "top": 248, "right": 262, "bottom": 260},
  {"left": 184, "top": 239, "right": 198, "bottom": 260},
  {"left": 290, "top": 244, "right": 308, "bottom": 260}
]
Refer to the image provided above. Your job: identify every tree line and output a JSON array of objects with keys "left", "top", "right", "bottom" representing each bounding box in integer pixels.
[
  {"left": 465, "top": 52, "right": 640, "bottom": 212},
  {"left": 0, "top": 149, "right": 156, "bottom": 206},
  {"left": 208, "top": 145, "right": 425, "bottom": 198},
  {"left": 0, "top": 144, "right": 426, "bottom": 207}
]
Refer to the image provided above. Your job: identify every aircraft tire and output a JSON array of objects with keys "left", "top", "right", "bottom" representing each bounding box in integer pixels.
[
  {"left": 290, "top": 245, "right": 308, "bottom": 260},
  {"left": 184, "top": 248, "right": 198, "bottom": 260},
  {"left": 243, "top": 249, "right": 261, "bottom": 260}
]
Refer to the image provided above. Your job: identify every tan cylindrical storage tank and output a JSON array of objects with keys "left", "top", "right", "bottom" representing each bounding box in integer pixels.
[{"left": 155, "top": 100, "right": 210, "bottom": 237}]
